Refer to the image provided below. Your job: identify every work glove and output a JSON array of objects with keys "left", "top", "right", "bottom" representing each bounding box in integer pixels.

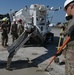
[{"left": 55, "top": 51, "right": 62, "bottom": 56}]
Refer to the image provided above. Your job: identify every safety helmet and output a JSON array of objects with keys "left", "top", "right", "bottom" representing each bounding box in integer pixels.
[
  {"left": 2, "top": 17, "right": 8, "bottom": 22},
  {"left": 64, "top": 0, "right": 74, "bottom": 9},
  {"left": 18, "top": 19, "right": 22, "bottom": 22}
]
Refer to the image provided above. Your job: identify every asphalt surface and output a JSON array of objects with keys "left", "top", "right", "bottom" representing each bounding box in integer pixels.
[{"left": 0, "top": 27, "right": 65, "bottom": 75}]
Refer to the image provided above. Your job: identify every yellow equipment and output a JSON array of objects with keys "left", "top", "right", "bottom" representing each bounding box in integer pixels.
[{"left": 57, "top": 28, "right": 63, "bottom": 50}]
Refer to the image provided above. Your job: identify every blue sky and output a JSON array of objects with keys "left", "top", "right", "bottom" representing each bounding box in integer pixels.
[{"left": 0, "top": 0, "right": 66, "bottom": 23}]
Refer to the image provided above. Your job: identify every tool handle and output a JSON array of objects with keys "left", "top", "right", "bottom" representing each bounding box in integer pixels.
[
  {"left": 45, "top": 36, "right": 71, "bottom": 70},
  {"left": 49, "top": 36, "right": 71, "bottom": 65}
]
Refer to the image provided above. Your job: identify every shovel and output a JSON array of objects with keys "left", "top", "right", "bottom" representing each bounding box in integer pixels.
[{"left": 45, "top": 36, "right": 71, "bottom": 71}]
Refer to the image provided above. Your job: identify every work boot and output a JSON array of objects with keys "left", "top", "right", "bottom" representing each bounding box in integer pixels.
[{"left": 59, "top": 60, "right": 65, "bottom": 65}]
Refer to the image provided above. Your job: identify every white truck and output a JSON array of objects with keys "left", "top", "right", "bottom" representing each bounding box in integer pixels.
[
  {"left": 6, "top": 4, "right": 62, "bottom": 69},
  {"left": 8, "top": 4, "right": 54, "bottom": 53},
  {"left": 12, "top": 4, "right": 54, "bottom": 44}
]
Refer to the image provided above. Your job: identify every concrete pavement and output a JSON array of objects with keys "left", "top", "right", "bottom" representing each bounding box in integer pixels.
[{"left": 0, "top": 27, "right": 65, "bottom": 75}]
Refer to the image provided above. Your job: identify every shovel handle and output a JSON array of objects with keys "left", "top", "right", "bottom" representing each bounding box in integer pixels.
[
  {"left": 50, "top": 36, "right": 70, "bottom": 64},
  {"left": 45, "top": 36, "right": 71, "bottom": 70}
]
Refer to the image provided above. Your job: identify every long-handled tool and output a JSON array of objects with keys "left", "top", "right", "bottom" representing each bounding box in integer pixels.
[
  {"left": 54, "top": 28, "right": 64, "bottom": 63},
  {"left": 45, "top": 36, "right": 71, "bottom": 71},
  {"left": 57, "top": 28, "right": 63, "bottom": 50}
]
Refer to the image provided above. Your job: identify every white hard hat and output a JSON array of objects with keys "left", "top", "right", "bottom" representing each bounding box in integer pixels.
[{"left": 64, "top": 0, "right": 74, "bottom": 8}]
